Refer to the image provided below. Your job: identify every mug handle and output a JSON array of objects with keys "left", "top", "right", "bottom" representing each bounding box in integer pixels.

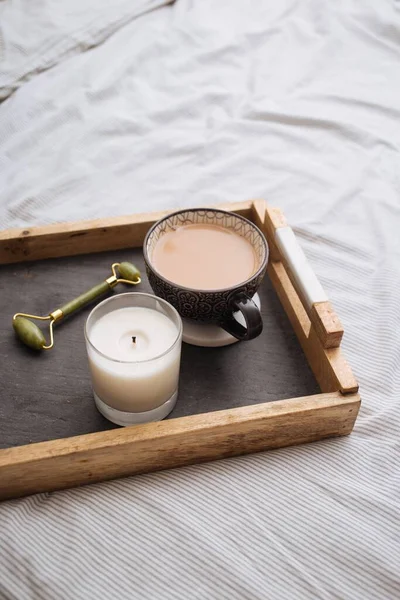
[{"left": 220, "top": 293, "right": 263, "bottom": 341}]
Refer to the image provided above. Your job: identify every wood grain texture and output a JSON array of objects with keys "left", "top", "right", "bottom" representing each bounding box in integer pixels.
[
  {"left": 268, "top": 261, "right": 358, "bottom": 394},
  {"left": 0, "top": 391, "right": 360, "bottom": 500},
  {"left": 311, "top": 301, "right": 344, "bottom": 349},
  {"left": 252, "top": 201, "right": 344, "bottom": 349},
  {"left": 0, "top": 201, "right": 253, "bottom": 265}
]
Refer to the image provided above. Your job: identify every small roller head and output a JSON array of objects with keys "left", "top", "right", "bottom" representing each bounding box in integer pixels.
[
  {"left": 118, "top": 262, "right": 141, "bottom": 282},
  {"left": 13, "top": 316, "right": 46, "bottom": 350}
]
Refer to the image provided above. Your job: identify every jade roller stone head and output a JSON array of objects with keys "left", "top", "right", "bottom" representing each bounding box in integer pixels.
[
  {"left": 118, "top": 262, "right": 141, "bottom": 281},
  {"left": 12, "top": 261, "right": 141, "bottom": 351},
  {"left": 13, "top": 317, "right": 47, "bottom": 350}
]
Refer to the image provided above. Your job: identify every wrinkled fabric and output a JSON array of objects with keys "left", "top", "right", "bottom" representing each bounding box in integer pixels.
[
  {"left": 1, "top": 1, "right": 400, "bottom": 598},
  {"left": 0, "top": 0, "right": 172, "bottom": 100}
]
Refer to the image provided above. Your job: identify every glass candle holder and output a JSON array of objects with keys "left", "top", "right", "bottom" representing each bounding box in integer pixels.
[{"left": 85, "top": 292, "right": 183, "bottom": 426}]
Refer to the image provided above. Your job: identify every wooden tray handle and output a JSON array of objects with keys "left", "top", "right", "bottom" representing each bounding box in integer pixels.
[{"left": 252, "top": 200, "right": 344, "bottom": 349}]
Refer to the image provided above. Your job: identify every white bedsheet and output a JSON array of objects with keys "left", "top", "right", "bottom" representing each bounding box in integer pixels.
[{"left": 1, "top": 1, "right": 400, "bottom": 598}]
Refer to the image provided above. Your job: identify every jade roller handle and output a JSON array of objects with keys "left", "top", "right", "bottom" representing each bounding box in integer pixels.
[
  {"left": 59, "top": 281, "right": 111, "bottom": 317},
  {"left": 13, "top": 261, "right": 141, "bottom": 351},
  {"left": 54, "top": 261, "right": 141, "bottom": 319}
]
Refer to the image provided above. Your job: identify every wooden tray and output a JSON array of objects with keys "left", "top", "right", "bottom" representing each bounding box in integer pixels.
[{"left": 0, "top": 200, "right": 360, "bottom": 500}]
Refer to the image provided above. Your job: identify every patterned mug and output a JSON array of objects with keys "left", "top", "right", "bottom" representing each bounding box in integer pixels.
[{"left": 143, "top": 208, "right": 269, "bottom": 341}]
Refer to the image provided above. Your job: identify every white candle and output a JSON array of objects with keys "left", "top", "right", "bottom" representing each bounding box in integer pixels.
[{"left": 85, "top": 294, "right": 182, "bottom": 425}]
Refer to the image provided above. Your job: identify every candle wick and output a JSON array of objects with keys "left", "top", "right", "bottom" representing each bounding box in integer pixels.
[{"left": 132, "top": 336, "right": 136, "bottom": 344}]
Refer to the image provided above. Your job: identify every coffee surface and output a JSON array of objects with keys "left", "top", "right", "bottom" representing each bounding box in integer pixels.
[{"left": 152, "top": 223, "right": 257, "bottom": 290}]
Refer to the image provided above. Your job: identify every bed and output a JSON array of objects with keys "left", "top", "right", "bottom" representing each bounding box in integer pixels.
[{"left": 1, "top": 0, "right": 399, "bottom": 598}]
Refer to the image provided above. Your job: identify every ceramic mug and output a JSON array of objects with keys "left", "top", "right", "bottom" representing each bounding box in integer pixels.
[{"left": 143, "top": 208, "right": 269, "bottom": 340}]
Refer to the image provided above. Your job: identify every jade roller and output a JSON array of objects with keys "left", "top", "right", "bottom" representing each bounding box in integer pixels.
[{"left": 12, "top": 262, "right": 141, "bottom": 351}]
